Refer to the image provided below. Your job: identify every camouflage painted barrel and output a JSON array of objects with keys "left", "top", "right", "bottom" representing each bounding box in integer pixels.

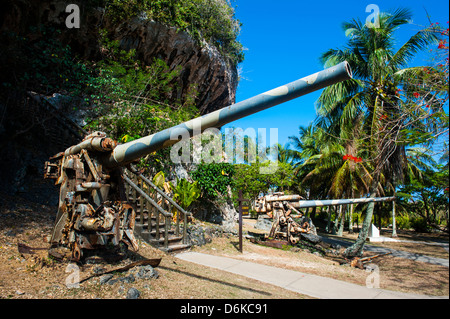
[
  {"left": 103, "top": 61, "right": 352, "bottom": 167},
  {"left": 296, "top": 196, "right": 395, "bottom": 209}
]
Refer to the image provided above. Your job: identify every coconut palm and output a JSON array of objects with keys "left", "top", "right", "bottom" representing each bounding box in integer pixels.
[
  {"left": 317, "top": 8, "right": 438, "bottom": 256},
  {"left": 288, "top": 124, "right": 330, "bottom": 198},
  {"left": 271, "top": 143, "right": 296, "bottom": 166}
]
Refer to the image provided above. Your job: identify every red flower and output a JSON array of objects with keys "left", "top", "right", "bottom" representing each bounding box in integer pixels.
[
  {"left": 344, "top": 154, "right": 362, "bottom": 163},
  {"left": 438, "top": 41, "right": 446, "bottom": 49},
  {"left": 413, "top": 92, "right": 420, "bottom": 98}
]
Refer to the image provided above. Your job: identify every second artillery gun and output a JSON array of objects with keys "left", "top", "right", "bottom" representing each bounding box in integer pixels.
[
  {"left": 254, "top": 193, "right": 395, "bottom": 245},
  {"left": 44, "top": 62, "right": 353, "bottom": 261}
]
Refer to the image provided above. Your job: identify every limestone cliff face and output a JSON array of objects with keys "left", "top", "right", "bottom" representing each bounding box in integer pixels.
[
  {"left": 0, "top": 0, "right": 238, "bottom": 114},
  {"left": 114, "top": 18, "right": 238, "bottom": 113},
  {"left": 0, "top": 0, "right": 238, "bottom": 200}
]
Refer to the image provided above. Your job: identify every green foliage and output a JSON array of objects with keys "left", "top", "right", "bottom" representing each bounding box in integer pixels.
[
  {"left": 87, "top": 50, "right": 199, "bottom": 141},
  {"left": 397, "top": 163, "right": 449, "bottom": 230},
  {"left": 394, "top": 214, "right": 411, "bottom": 230},
  {"left": 170, "top": 178, "right": 201, "bottom": 210},
  {"left": 410, "top": 217, "right": 431, "bottom": 233},
  {"left": 153, "top": 171, "right": 166, "bottom": 189},
  {"left": 79, "top": 32, "right": 200, "bottom": 174},
  {"left": 0, "top": 26, "right": 94, "bottom": 96},
  {"left": 103, "top": 0, "right": 244, "bottom": 66},
  {"left": 233, "top": 161, "right": 295, "bottom": 201},
  {"left": 190, "top": 163, "right": 235, "bottom": 199}
]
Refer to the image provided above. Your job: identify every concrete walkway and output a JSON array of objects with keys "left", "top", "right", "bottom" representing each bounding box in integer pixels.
[{"left": 175, "top": 251, "right": 448, "bottom": 299}]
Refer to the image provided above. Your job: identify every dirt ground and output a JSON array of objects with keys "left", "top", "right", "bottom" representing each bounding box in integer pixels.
[
  {"left": 1, "top": 194, "right": 448, "bottom": 298},
  {"left": 0, "top": 194, "right": 307, "bottom": 299},
  {"left": 192, "top": 216, "right": 449, "bottom": 297}
]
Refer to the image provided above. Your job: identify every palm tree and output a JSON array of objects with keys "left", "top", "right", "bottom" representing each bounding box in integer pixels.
[
  {"left": 289, "top": 124, "right": 329, "bottom": 199},
  {"left": 271, "top": 143, "right": 296, "bottom": 166},
  {"left": 317, "top": 8, "right": 437, "bottom": 256}
]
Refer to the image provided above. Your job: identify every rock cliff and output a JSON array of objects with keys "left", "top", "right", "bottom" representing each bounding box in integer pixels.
[
  {"left": 114, "top": 17, "right": 238, "bottom": 113},
  {"left": 1, "top": 0, "right": 238, "bottom": 113},
  {"left": 0, "top": 0, "right": 239, "bottom": 200}
]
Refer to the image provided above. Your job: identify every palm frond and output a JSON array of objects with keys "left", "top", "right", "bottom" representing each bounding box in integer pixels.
[{"left": 390, "top": 29, "right": 438, "bottom": 69}]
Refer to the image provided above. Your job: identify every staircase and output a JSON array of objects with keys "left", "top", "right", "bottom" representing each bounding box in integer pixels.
[{"left": 124, "top": 168, "right": 192, "bottom": 253}]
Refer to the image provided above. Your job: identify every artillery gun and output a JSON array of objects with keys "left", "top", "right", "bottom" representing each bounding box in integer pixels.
[
  {"left": 254, "top": 193, "right": 395, "bottom": 245},
  {"left": 44, "top": 62, "right": 352, "bottom": 261},
  {"left": 254, "top": 192, "right": 317, "bottom": 244}
]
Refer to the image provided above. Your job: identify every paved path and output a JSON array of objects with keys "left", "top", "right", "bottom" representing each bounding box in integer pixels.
[
  {"left": 175, "top": 251, "right": 448, "bottom": 299},
  {"left": 320, "top": 236, "right": 449, "bottom": 267}
]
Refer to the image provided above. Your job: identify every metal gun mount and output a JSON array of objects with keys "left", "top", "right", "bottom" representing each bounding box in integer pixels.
[
  {"left": 44, "top": 62, "right": 353, "bottom": 260},
  {"left": 254, "top": 193, "right": 395, "bottom": 245}
]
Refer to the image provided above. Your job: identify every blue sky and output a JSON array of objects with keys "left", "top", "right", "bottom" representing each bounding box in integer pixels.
[{"left": 221, "top": 0, "right": 449, "bottom": 147}]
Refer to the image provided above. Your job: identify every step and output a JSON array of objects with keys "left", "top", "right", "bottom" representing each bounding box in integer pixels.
[
  {"left": 135, "top": 209, "right": 172, "bottom": 219},
  {"left": 135, "top": 220, "right": 168, "bottom": 230},
  {"left": 139, "top": 229, "right": 176, "bottom": 239}
]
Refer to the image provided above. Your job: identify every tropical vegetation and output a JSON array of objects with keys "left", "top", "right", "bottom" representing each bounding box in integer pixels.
[{"left": 281, "top": 8, "right": 448, "bottom": 256}]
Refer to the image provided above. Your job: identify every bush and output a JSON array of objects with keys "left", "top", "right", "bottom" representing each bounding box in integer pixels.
[
  {"left": 410, "top": 217, "right": 431, "bottom": 233},
  {"left": 190, "top": 162, "right": 235, "bottom": 199},
  {"left": 393, "top": 214, "right": 411, "bottom": 230}
]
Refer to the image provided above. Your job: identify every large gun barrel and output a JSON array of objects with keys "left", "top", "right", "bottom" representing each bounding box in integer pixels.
[
  {"left": 255, "top": 195, "right": 394, "bottom": 214},
  {"left": 103, "top": 61, "right": 352, "bottom": 167},
  {"left": 296, "top": 196, "right": 395, "bottom": 209}
]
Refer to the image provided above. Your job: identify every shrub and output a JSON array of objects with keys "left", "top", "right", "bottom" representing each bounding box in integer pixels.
[
  {"left": 410, "top": 217, "right": 431, "bottom": 233},
  {"left": 190, "top": 162, "right": 235, "bottom": 199},
  {"left": 393, "top": 214, "right": 411, "bottom": 230}
]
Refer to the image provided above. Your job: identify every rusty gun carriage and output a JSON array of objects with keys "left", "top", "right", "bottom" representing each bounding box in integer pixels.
[
  {"left": 254, "top": 193, "right": 395, "bottom": 246},
  {"left": 44, "top": 62, "right": 353, "bottom": 261}
]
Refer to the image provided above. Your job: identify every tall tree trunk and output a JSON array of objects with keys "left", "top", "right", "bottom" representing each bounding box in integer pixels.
[
  {"left": 326, "top": 206, "right": 332, "bottom": 233},
  {"left": 337, "top": 205, "right": 345, "bottom": 236},
  {"left": 332, "top": 206, "right": 339, "bottom": 235},
  {"left": 311, "top": 206, "right": 317, "bottom": 220},
  {"left": 348, "top": 204, "right": 354, "bottom": 233},
  {"left": 343, "top": 178, "right": 379, "bottom": 257},
  {"left": 379, "top": 205, "right": 383, "bottom": 232},
  {"left": 391, "top": 198, "right": 398, "bottom": 237}
]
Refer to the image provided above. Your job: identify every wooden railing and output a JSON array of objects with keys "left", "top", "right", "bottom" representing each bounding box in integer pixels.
[{"left": 123, "top": 167, "right": 192, "bottom": 251}]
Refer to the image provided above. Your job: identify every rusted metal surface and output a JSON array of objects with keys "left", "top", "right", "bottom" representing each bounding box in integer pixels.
[
  {"left": 45, "top": 62, "right": 353, "bottom": 260},
  {"left": 255, "top": 192, "right": 396, "bottom": 246},
  {"left": 45, "top": 132, "right": 140, "bottom": 261},
  {"left": 249, "top": 238, "right": 288, "bottom": 249},
  {"left": 254, "top": 192, "right": 314, "bottom": 245}
]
